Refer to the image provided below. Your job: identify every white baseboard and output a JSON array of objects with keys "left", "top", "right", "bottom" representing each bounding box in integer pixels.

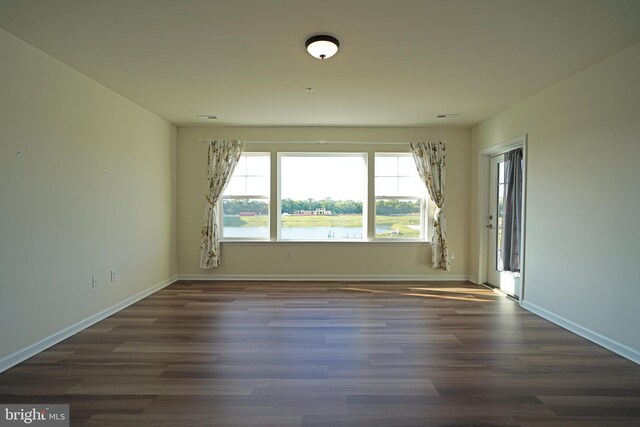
[
  {"left": 178, "top": 274, "right": 472, "bottom": 282},
  {"left": 0, "top": 275, "right": 178, "bottom": 373},
  {"left": 521, "top": 300, "right": 640, "bottom": 365}
]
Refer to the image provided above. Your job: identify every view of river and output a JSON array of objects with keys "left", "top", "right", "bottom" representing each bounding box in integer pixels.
[{"left": 223, "top": 226, "right": 390, "bottom": 240}]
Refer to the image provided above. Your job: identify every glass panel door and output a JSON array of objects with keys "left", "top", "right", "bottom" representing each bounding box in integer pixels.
[{"left": 487, "top": 154, "right": 519, "bottom": 297}]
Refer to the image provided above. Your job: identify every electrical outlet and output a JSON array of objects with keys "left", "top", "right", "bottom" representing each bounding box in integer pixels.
[
  {"left": 450, "top": 251, "right": 456, "bottom": 260},
  {"left": 110, "top": 269, "right": 118, "bottom": 282},
  {"left": 91, "top": 276, "right": 98, "bottom": 288},
  {"left": 286, "top": 250, "right": 292, "bottom": 259}
]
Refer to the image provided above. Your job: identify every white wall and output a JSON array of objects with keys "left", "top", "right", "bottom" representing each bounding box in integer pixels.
[
  {"left": 471, "top": 42, "right": 640, "bottom": 357},
  {"left": 178, "top": 126, "right": 471, "bottom": 280},
  {"left": 0, "top": 28, "right": 178, "bottom": 364}
]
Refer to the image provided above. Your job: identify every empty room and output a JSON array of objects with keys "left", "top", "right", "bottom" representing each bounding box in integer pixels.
[{"left": 1, "top": 0, "right": 639, "bottom": 426}]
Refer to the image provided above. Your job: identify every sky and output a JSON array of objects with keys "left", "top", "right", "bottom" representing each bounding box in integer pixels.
[
  {"left": 280, "top": 155, "right": 366, "bottom": 200},
  {"left": 226, "top": 153, "right": 422, "bottom": 200}
]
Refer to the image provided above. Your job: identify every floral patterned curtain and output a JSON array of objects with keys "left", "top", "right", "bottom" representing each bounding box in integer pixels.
[
  {"left": 410, "top": 141, "right": 451, "bottom": 271},
  {"left": 199, "top": 140, "right": 243, "bottom": 269}
]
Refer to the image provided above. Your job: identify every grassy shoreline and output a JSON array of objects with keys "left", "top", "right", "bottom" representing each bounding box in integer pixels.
[{"left": 223, "top": 214, "right": 420, "bottom": 237}]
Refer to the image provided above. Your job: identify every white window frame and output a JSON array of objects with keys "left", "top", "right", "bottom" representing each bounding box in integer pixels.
[
  {"left": 277, "top": 152, "right": 368, "bottom": 242},
  {"left": 374, "top": 153, "right": 428, "bottom": 241},
  {"left": 219, "top": 152, "right": 271, "bottom": 242}
]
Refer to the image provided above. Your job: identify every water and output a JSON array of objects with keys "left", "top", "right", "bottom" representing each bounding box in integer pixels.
[
  {"left": 223, "top": 226, "right": 270, "bottom": 239},
  {"left": 223, "top": 226, "right": 390, "bottom": 240},
  {"left": 281, "top": 226, "right": 369, "bottom": 240}
]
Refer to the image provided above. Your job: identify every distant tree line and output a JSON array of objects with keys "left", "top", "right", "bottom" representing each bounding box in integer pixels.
[
  {"left": 223, "top": 198, "right": 420, "bottom": 216},
  {"left": 222, "top": 199, "right": 268, "bottom": 215},
  {"left": 281, "top": 198, "right": 362, "bottom": 215},
  {"left": 375, "top": 199, "right": 420, "bottom": 215}
]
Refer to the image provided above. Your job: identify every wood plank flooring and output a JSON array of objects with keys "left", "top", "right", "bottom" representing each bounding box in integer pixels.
[{"left": 1, "top": 281, "right": 639, "bottom": 426}]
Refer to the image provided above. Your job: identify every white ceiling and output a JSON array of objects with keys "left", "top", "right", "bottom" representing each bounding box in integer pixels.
[{"left": 1, "top": 0, "right": 639, "bottom": 127}]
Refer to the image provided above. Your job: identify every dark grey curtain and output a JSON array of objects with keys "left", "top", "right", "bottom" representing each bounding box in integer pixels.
[{"left": 501, "top": 148, "right": 523, "bottom": 272}]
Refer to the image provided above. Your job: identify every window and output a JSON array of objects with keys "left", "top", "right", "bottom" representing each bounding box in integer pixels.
[
  {"left": 219, "top": 149, "right": 430, "bottom": 243},
  {"left": 220, "top": 153, "right": 270, "bottom": 240},
  {"left": 374, "top": 153, "right": 427, "bottom": 240},
  {"left": 278, "top": 153, "right": 367, "bottom": 241}
]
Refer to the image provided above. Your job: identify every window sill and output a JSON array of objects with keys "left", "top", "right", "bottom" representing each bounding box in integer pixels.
[{"left": 221, "top": 239, "right": 428, "bottom": 243}]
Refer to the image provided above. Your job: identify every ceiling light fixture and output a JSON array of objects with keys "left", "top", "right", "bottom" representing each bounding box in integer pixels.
[
  {"left": 196, "top": 115, "right": 218, "bottom": 120},
  {"left": 305, "top": 35, "right": 340, "bottom": 60}
]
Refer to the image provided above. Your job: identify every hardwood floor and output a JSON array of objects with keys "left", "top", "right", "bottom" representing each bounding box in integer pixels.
[{"left": 1, "top": 281, "right": 639, "bottom": 426}]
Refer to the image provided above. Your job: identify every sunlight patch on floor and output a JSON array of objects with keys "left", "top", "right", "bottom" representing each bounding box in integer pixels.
[{"left": 342, "top": 286, "right": 494, "bottom": 302}]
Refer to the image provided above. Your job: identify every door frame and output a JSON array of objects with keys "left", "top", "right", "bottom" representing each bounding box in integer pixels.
[{"left": 475, "top": 135, "right": 528, "bottom": 302}]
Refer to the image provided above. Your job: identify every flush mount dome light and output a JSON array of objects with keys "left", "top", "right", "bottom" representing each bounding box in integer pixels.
[{"left": 305, "top": 35, "right": 340, "bottom": 59}]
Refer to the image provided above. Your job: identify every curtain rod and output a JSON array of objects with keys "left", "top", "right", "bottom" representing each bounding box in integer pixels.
[{"left": 197, "top": 139, "right": 409, "bottom": 145}]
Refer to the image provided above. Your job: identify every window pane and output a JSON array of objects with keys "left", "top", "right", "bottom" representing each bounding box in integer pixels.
[
  {"left": 398, "top": 176, "right": 425, "bottom": 196},
  {"left": 280, "top": 155, "right": 365, "bottom": 241},
  {"left": 375, "top": 199, "right": 421, "bottom": 239},
  {"left": 397, "top": 156, "right": 416, "bottom": 175},
  {"left": 246, "top": 155, "right": 269, "bottom": 176},
  {"left": 221, "top": 153, "right": 270, "bottom": 239},
  {"left": 224, "top": 177, "right": 245, "bottom": 195},
  {"left": 222, "top": 198, "right": 269, "bottom": 239},
  {"left": 246, "top": 176, "right": 269, "bottom": 195},
  {"left": 235, "top": 156, "right": 247, "bottom": 175},
  {"left": 374, "top": 153, "right": 427, "bottom": 240},
  {"left": 375, "top": 155, "right": 397, "bottom": 176},
  {"left": 375, "top": 177, "right": 398, "bottom": 196},
  {"left": 223, "top": 153, "right": 270, "bottom": 197},
  {"left": 498, "top": 161, "right": 505, "bottom": 184}
]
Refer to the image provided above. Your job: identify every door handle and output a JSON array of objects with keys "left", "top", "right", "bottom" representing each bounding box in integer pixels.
[{"left": 486, "top": 224, "right": 493, "bottom": 229}]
